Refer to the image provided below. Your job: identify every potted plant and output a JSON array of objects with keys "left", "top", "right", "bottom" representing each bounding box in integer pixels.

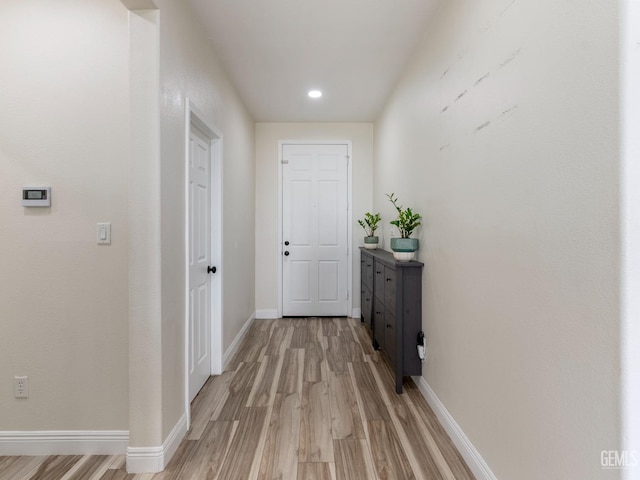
[
  {"left": 386, "top": 193, "right": 422, "bottom": 260},
  {"left": 358, "top": 212, "right": 382, "bottom": 249}
]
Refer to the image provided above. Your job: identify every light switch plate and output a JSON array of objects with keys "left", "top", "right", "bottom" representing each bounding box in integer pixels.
[{"left": 97, "top": 223, "right": 111, "bottom": 245}]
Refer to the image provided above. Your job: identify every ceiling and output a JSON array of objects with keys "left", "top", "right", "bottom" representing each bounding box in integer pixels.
[{"left": 187, "top": 0, "right": 439, "bottom": 122}]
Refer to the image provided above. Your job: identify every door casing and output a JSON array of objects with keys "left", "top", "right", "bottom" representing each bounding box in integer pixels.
[
  {"left": 277, "top": 139, "right": 353, "bottom": 318},
  {"left": 184, "top": 98, "right": 223, "bottom": 429}
]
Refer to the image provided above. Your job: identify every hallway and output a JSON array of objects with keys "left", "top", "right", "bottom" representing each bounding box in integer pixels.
[{"left": 0, "top": 318, "right": 474, "bottom": 479}]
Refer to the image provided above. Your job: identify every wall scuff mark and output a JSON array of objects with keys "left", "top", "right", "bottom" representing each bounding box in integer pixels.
[
  {"left": 474, "top": 72, "right": 491, "bottom": 86},
  {"left": 474, "top": 121, "right": 491, "bottom": 133},
  {"left": 500, "top": 48, "right": 522, "bottom": 68},
  {"left": 500, "top": 0, "right": 518, "bottom": 16},
  {"left": 500, "top": 105, "right": 519, "bottom": 117}
]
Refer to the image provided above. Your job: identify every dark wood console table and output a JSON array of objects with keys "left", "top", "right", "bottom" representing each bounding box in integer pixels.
[{"left": 360, "top": 247, "right": 423, "bottom": 393}]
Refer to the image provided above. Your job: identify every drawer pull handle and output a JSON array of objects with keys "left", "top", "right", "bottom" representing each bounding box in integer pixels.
[
  {"left": 386, "top": 278, "right": 392, "bottom": 282},
  {"left": 386, "top": 324, "right": 392, "bottom": 328}
]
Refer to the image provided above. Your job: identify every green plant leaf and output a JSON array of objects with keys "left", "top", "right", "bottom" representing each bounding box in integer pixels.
[{"left": 386, "top": 193, "right": 422, "bottom": 238}]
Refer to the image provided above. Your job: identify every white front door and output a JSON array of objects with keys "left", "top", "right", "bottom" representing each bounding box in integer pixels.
[
  {"left": 282, "top": 144, "right": 349, "bottom": 317},
  {"left": 188, "top": 124, "right": 212, "bottom": 401}
]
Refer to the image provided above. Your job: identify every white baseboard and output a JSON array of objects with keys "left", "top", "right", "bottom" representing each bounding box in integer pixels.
[
  {"left": 255, "top": 309, "right": 279, "bottom": 319},
  {"left": 351, "top": 307, "right": 361, "bottom": 319},
  {"left": 0, "top": 430, "right": 128, "bottom": 456},
  {"left": 413, "top": 376, "right": 497, "bottom": 480},
  {"left": 223, "top": 312, "right": 256, "bottom": 369},
  {"left": 126, "top": 445, "right": 163, "bottom": 474},
  {"left": 126, "top": 412, "right": 187, "bottom": 474}
]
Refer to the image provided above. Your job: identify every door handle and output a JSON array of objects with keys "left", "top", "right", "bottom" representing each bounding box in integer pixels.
[
  {"left": 207, "top": 266, "right": 217, "bottom": 274},
  {"left": 284, "top": 251, "right": 290, "bottom": 256}
]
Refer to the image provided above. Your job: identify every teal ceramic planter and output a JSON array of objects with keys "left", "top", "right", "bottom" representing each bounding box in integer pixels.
[
  {"left": 390, "top": 237, "right": 418, "bottom": 252},
  {"left": 363, "top": 236, "right": 379, "bottom": 249}
]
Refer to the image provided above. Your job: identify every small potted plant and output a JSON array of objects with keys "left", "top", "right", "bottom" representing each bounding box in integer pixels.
[
  {"left": 358, "top": 212, "right": 382, "bottom": 249},
  {"left": 386, "top": 193, "right": 422, "bottom": 261}
]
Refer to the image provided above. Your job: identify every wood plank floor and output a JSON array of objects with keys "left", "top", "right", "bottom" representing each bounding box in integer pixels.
[{"left": 0, "top": 318, "right": 475, "bottom": 480}]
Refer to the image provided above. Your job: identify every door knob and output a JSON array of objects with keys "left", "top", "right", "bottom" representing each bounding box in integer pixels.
[
  {"left": 284, "top": 241, "right": 290, "bottom": 246},
  {"left": 207, "top": 266, "right": 217, "bottom": 274},
  {"left": 284, "top": 251, "right": 290, "bottom": 256}
]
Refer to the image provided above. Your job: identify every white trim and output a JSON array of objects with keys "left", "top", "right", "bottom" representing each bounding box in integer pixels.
[
  {"left": 223, "top": 312, "right": 256, "bottom": 369},
  {"left": 351, "top": 307, "right": 361, "bottom": 319},
  {"left": 209, "top": 134, "right": 224, "bottom": 377},
  {"left": 413, "top": 376, "right": 497, "bottom": 480},
  {"left": 277, "top": 142, "right": 283, "bottom": 318},
  {"left": 621, "top": 1, "right": 640, "bottom": 473},
  {"left": 277, "top": 139, "right": 353, "bottom": 318},
  {"left": 161, "top": 412, "right": 188, "bottom": 472},
  {"left": 126, "top": 413, "right": 187, "bottom": 474},
  {"left": 126, "top": 445, "right": 163, "bottom": 474},
  {"left": 0, "top": 430, "right": 128, "bottom": 456},
  {"left": 256, "top": 309, "right": 279, "bottom": 319},
  {"left": 347, "top": 143, "right": 353, "bottom": 318},
  {"left": 184, "top": 98, "right": 224, "bottom": 432}
]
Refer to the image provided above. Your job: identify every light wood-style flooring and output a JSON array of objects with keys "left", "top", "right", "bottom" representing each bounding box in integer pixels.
[{"left": 0, "top": 317, "right": 474, "bottom": 480}]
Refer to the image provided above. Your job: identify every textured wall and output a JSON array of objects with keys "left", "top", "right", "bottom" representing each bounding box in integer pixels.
[
  {"left": 0, "top": 1, "right": 129, "bottom": 431},
  {"left": 374, "top": 0, "right": 621, "bottom": 478},
  {"left": 156, "top": 0, "right": 256, "bottom": 439}
]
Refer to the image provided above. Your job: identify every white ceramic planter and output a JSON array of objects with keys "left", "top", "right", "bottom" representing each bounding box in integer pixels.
[{"left": 392, "top": 251, "right": 415, "bottom": 261}]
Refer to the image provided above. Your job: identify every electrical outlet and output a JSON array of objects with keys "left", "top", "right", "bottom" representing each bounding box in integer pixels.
[{"left": 14, "top": 376, "right": 28, "bottom": 398}]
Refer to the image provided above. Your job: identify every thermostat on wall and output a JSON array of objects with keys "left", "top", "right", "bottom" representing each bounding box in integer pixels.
[{"left": 22, "top": 187, "right": 51, "bottom": 207}]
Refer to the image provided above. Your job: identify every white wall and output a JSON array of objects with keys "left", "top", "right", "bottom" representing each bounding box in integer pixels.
[
  {"left": 156, "top": 0, "right": 255, "bottom": 440},
  {"left": 0, "top": 1, "right": 129, "bottom": 431},
  {"left": 0, "top": 0, "right": 255, "bottom": 459},
  {"left": 374, "top": 0, "right": 621, "bottom": 478},
  {"left": 255, "top": 123, "right": 373, "bottom": 316},
  {"left": 126, "top": 4, "right": 163, "bottom": 450}
]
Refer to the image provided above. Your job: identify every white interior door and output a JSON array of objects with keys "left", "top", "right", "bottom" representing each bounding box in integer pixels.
[
  {"left": 282, "top": 144, "right": 349, "bottom": 317},
  {"left": 188, "top": 125, "right": 212, "bottom": 401}
]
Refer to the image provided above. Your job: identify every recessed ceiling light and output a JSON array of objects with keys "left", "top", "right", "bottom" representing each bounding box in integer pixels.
[{"left": 308, "top": 90, "right": 322, "bottom": 99}]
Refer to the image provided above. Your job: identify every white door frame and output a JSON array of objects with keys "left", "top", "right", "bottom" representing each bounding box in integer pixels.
[
  {"left": 184, "top": 98, "right": 223, "bottom": 429},
  {"left": 277, "top": 140, "right": 353, "bottom": 318}
]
